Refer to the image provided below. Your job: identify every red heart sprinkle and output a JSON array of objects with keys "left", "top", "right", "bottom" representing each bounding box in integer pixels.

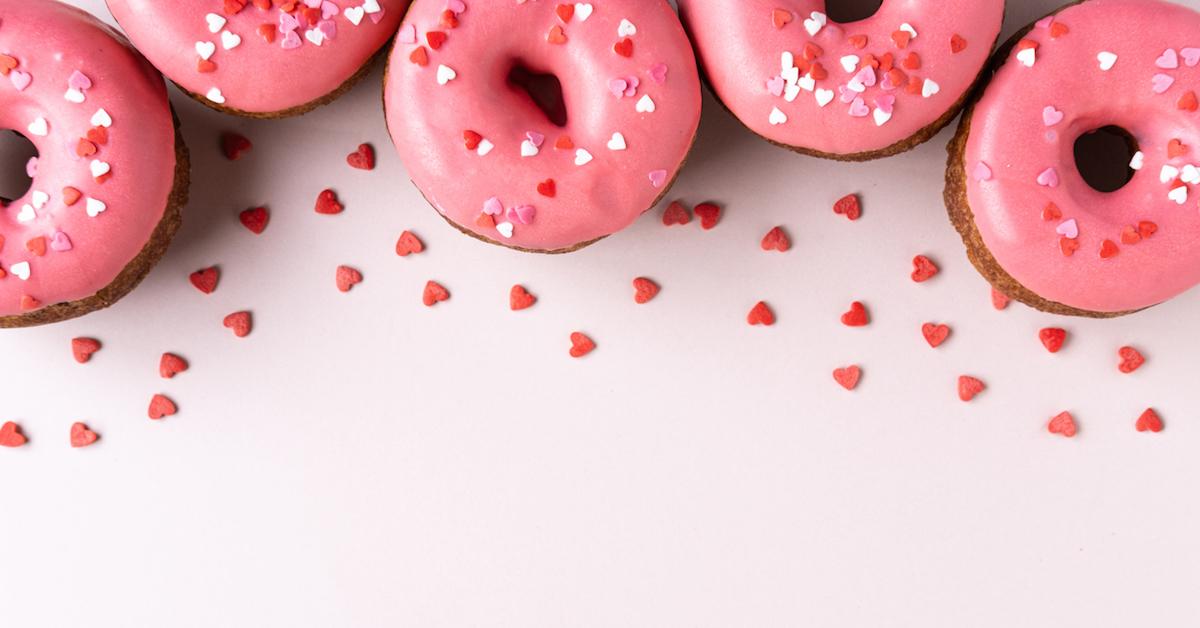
[
  {"left": 662, "top": 200, "right": 691, "bottom": 226},
  {"left": 223, "top": 311, "right": 252, "bottom": 338},
  {"left": 1042, "top": 202, "right": 1062, "bottom": 221},
  {"left": 1121, "top": 226, "right": 1142, "bottom": 245},
  {"left": 848, "top": 35, "right": 868, "bottom": 49},
  {"left": 1060, "top": 236, "right": 1080, "bottom": 257},
  {"left": 336, "top": 265, "right": 363, "bottom": 292},
  {"left": 694, "top": 202, "right": 721, "bottom": 230},
  {"left": 833, "top": 194, "right": 861, "bottom": 220},
  {"left": 1136, "top": 409, "right": 1164, "bottom": 433},
  {"left": 633, "top": 277, "right": 660, "bottom": 304},
  {"left": 71, "top": 337, "right": 101, "bottom": 363},
  {"left": 613, "top": 37, "right": 634, "bottom": 58},
  {"left": 747, "top": 301, "right": 775, "bottom": 326},
  {"left": 841, "top": 301, "right": 869, "bottom": 327},
  {"left": 569, "top": 332, "right": 596, "bottom": 358},
  {"left": 221, "top": 132, "right": 252, "bottom": 160},
  {"left": 197, "top": 59, "right": 217, "bottom": 73},
  {"left": 760, "top": 226, "right": 791, "bottom": 252},
  {"left": 25, "top": 237, "right": 46, "bottom": 257},
  {"left": 537, "top": 179, "right": 557, "bottom": 197},
  {"left": 463, "top": 130, "right": 482, "bottom": 150},
  {"left": 1048, "top": 411, "right": 1077, "bottom": 437},
  {"left": 20, "top": 295, "right": 39, "bottom": 311},
  {"left": 911, "top": 255, "right": 939, "bottom": 282},
  {"left": 833, "top": 366, "right": 862, "bottom": 390},
  {"left": 957, "top": 375, "right": 985, "bottom": 402},
  {"left": 1039, "top": 328, "right": 1067, "bottom": 353},
  {"left": 555, "top": 3, "right": 574, "bottom": 22},
  {"left": 256, "top": 23, "right": 276, "bottom": 43},
  {"left": 190, "top": 267, "right": 219, "bottom": 294},
  {"left": 950, "top": 34, "right": 967, "bottom": 53},
  {"left": 1168, "top": 138, "right": 1188, "bottom": 158},
  {"left": 547, "top": 25, "right": 568, "bottom": 45},
  {"left": 772, "top": 8, "right": 793, "bottom": 29},
  {"left": 314, "top": 189, "right": 344, "bottom": 215},
  {"left": 1138, "top": 221, "right": 1158, "bottom": 238},
  {"left": 426, "top": 31, "right": 447, "bottom": 50},
  {"left": 159, "top": 353, "right": 188, "bottom": 379},
  {"left": 409, "top": 46, "right": 429, "bottom": 66},
  {"left": 75, "top": 138, "right": 97, "bottom": 157},
  {"left": 475, "top": 213, "right": 495, "bottom": 229},
  {"left": 395, "top": 230, "right": 425, "bottom": 256},
  {"left": 991, "top": 287, "right": 1010, "bottom": 310},
  {"left": 439, "top": 9, "right": 458, "bottom": 28},
  {"left": 1118, "top": 346, "right": 1145, "bottom": 373},
  {"left": 554, "top": 135, "right": 574, "bottom": 150},
  {"left": 423, "top": 281, "right": 450, "bottom": 306},
  {"left": 239, "top": 206, "right": 269, "bottom": 234},
  {"left": 70, "top": 422, "right": 99, "bottom": 448},
  {"left": 0, "top": 421, "right": 27, "bottom": 448},
  {"left": 148, "top": 394, "right": 178, "bottom": 420},
  {"left": 510, "top": 285, "right": 537, "bottom": 311},
  {"left": 62, "top": 187, "right": 82, "bottom": 206},
  {"left": 891, "top": 29, "right": 912, "bottom": 48},
  {"left": 1049, "top": 21, "right": 1069, "bottom": 38},
  {"left": 346, "top": 143, "right": 375, "bottom": 170},
  {"left": 921, "top": 323, "right": 951, "bottom": 348},
  {"left": 1179, "top": 91, "right": 1198, "bottom": 112}
]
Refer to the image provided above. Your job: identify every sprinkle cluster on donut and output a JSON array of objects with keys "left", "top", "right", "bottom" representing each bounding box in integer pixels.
[
  {"left": 0, "top": 0, "right": 187, "bottom": 327},
  {"left": 678, "top": 0, "right": 1005, "bottom": 160},
  {"left": 948, "top": 0, "right": 1200, "bottom": 316},
  {"left": 383, "top": 0, "right": 701, "bottom": 253},
  {"left": 106, "top": 0, "right": 408, "bottom": 117}
]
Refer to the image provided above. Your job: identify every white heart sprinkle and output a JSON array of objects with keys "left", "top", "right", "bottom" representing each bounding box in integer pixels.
[
  {"left": 305, "top": 28, "right": 325, "bottom": 46},
  {"left": 90, "top": 108, "right": 112, "bottom": 127},
  {"left": 1016, "top": 47, "right": 1036, "bottom": 68},
  {"left": 86, "top": 197, "right": 107, "bottom": 217},
  {"left": 476, "top": 139, "right": 494, "bottom": 156},
  {"left": 31, "top": 190, "right": 48, "bottom": 209},
  {"left": 363, "top": 0, "right": 382, "bottom": 12},
  {"left": 64, "top": 88, "right": 85, "bottom": 104},
  {"left": 635, "top": 94, "right": 655, "bottom": 113},
  {"left": 1056, "top": 219, "right": 1079, "bottom": 239},
  {"left": 1169, "top": 185, "right": 1188, "bottom": 205},
  {"left": 205, "top": 13, "right": 226, "bottom": 33},
  {"left": 815, "top": 88, "right": 834, "bottom": 107},
  {"left": 1129, "top": 151, "right": 1145, "bottom": 170},
  {"left": 1097, "top": 51, "right": 1118, "bottom": 71},
  {"left": 781, "top": 51, "right": 794, "bottom": 72},
  {"left": 16, "top": 205, "right": 35, "bottom": 223},
  {"left": 10, "top": 262, "right": 30, "bottom": 280},
  {"left": 496, "top": 222, "right": 514, "bottom": 238},
  {"left": 617, "top": 19, "right": 636, "bottom": 37},
  {"left": 436, "top": 64, "right": 456, "bottom": 85},
  {"left": 840, "top": 55, "right": 860, "bottom": 73},
  {"left": 344, "top": 6, "right": 365, "bottom": 25},
  {"left": 206, "top": 87, "right": 225, "bottom": 104},
  {"left": 1182, "top": 164, "right": 1200, "bottom": 185},
  {"left": 90, "top": 160, "right": 110, "bottom": 178},
  {"left": 922, "top": 79, "right": 940, "bottom": 98},
  {"left": 195, "top": 41, "right": 216, "bottom": 60},
  {"left": 606, "top": 132, "right": 627, "bottom": 151},
  {"left": 798, "top": 74, "right": 815, "bottom": 92},
  {"left": 574, "top": 3, "right": 593, "bottom": 21},
  {"left": 27, "top": 117, "right": 48, "bottom": 137},
  {"left": 873, "top": 108, "right": 892, "bottom": 126},
  {"left": 768, "top": 107, "right": 787, "bottom": 125},
  {"left": 575, "top": 149, "right": 593, "bottom": 166},
  {"left": 781, "top": 66, "right": 799, "bottom": 85},
  {"left": 1161, "top": 164, "right": 1181, "bottom": 184},
  {"left": 803, "top": 11, "right": 826, "bottom": 36},
  {"left": 520, "top": 140, "right": 539, "bottom": 157},
  {"left": 221, "top": 31, "right": 241, "bottom": 50},
  {"left": 784, "top": 84, "right": 801, "bottom": 102},
  {"left": 899, "top": 23, "right": 917, "bottom": 38}
]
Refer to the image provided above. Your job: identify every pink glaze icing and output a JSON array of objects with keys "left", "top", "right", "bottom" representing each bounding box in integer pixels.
[
  {"left": 678, "top": 0, "right": 1004, "bottom": 157},
  {"left": 106, "top": 0, "right": 408, "bottom": 114},
  {"left": 965, "top": 0, "right": 1200, "bottom": 313},
  {"left": 384, "top": 0, "right": 701, "bottom": 252},
  {"left": 0, "top": 0, "right": 177, "bottom": 316}
]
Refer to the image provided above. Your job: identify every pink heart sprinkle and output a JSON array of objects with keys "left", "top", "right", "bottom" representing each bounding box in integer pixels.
[
  {"left": 648, "top": 63, "right": 668, "bottom": 85},
  {"left": 852, "top": 66, "right": 876, "bottom": 88},
  {"left": 25, "top": 157, "right": 37, "bottom": 177},
  {"left": 1037, "top": 167, "right": 1059, "bottom": 187},
  {"left": 68, "top": 70, "right": 92, "bottom": 91},
  {"left": 1043, "top": 105, "right": 1064, "bottom": 126},
  {"left": 446, "top": 0, "right": 466, "bottom": 14},
  {"left": 879, "top": 73, "right": 899, "bottom": 91},
  {"left": 609, "top": 78, "right": 629, "bottom": 97},
  {"left": 623, "top": 76, "right": 639, "bottom": 97},
  {"left": 1182, "top": 47, "right": 1200, "bottom": 67},
  {"left": 303, "top": 0, "right": 322, "bottom": 7},
  {"left": 369, "top": 8, "right": 386, "bottom": 24},
  {"left": 1156, "top": 49, "right": 1179, "bottom": 70},
  {"left": 482, "top": 196, "right": 503, "bottom": 216},
  {"left": 318, "top": 19, "right": 337, "bottom": 40},
  {"left": 874, "top": 94, "right": 895, "bottom": 114},
  {"left": 321, "top": 1, "right": 338, "bottom": 20},
  {"left": 279, "top": 12, "right": 300, "bottom": 32},
  {"left": 838, "top": 85, "right": 857, "bottom": 104},
  {"left": 1152, "top": 73, "right": 1175, "bottom": 94},
  {"left": 10, "top": 70, "right": 31, "bottom": 91},
  {"left": 1056, "top": 219, "right": 1078, "bottom": 239},
  {"left": 526, "top": 131, "right": 544, "bottom": 147},
  {"left": 508, "top": 204, "right": 536, "bottom": 225},
  {"left": 281, "top": 30, "right": 302, "bottom": 49},
  {"left": 973, "top": 162, "right": 993, "bottom": 182},
  {"left": 766, "top": 76, "right": 785, "bottom": 97},
  {"left": 848, "top": 97, "right": 869, "bottom": 118},
  {"left": 50, "top": 231, "right": 72, "bottom": 252},
  {"left": 398, "top": 24, "right": 416, "bottom": 44},
  {"left": 648, "top": 169, "right": 668, "bottom": 188}
]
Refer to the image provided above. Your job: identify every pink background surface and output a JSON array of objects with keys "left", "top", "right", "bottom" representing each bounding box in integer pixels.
[{"left": 1, "top": 1, "right": 1198, "bottom": 626}]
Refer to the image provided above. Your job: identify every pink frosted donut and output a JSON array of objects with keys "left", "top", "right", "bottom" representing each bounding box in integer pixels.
[
  {"left": 947, "top": 0, "right": 1200, "bottom": 317},
  {"left": 384, "top": 0, "right": 701, "bottom": 252},
  {"left": 678, "top": 0, "right": 1005, "bottom": 160},
  {"left": 0, "top": 0, "right": 187, "bottom": 327},
  {"left": 106, "top": 0, "right": 409, "bottom": 117}
]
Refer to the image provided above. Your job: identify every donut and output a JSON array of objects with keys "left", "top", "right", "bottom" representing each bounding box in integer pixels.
[
  {"left": 106, "top": 0, "right": 409, "bottom": 118},
  {"left": 383, "top": 0, "right": 701, "bottom": 253},
  {"left": 0, "top": 0, "right": 189, "bottom": 328},
  {"left": 678, "top": 1, "right": 1005, "bottom": 161},
  {"left": 946, "top": 0, "right": 1200, "bottom": 317}
]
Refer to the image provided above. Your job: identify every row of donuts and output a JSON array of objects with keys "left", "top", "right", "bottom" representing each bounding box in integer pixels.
[{"left": 0, "top": 0, "right": 1196, "bottom": 328}]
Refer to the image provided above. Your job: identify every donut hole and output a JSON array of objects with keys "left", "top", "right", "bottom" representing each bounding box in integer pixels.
[
  {"left": 507, "top": 63, "right": 568, "bottom": 127},
  {"left": 1074, "top": 126, "right": 1138, "bottom": 193},
  {"left": 825, "top": 0, "right": 884, "bottom": 23},
  {"left": 0, "top": 130, "right": 38, "bottom": 206}
]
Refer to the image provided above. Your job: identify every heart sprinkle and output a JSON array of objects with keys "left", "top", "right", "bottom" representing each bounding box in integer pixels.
[
  {"left": 239, "top": 207, "right": 269, "bottom": 234},
  {"left": 510, "top": 285, "right": 537, "bottom": 311},
  {"left": 159, "top": 353, "right": 189, "bottom": 379},
  {"left": 694, "top": 202, "right": 722, "bottom": 230},
  {"left": 70, "top": 422, "right": 99, "bottom": 448},
  {"left": 71, "top": 337, "right": 102, "bottom": 363},
  {"left": 336, "top": 265, "right": 363, "bottom": 292},
  {"left": 1048, "top": 412, "right": 1077, "bottom": 437},
  {"left": 223, "top": 311, "right": 252, "bottom": 338},
  {"left": 569, "top": 332, "right": 596, "bottom": 358},
  {"left": 833, "top": 366, "right": 861, "bottom": 390},
  {"left": 346, "top": 143, "right": 375, "bottom": 170},
  {"left": 840, "top": 301, "right": 869, "bottom": 327},
  {"left": 911, "top": 255, "right": 939, "bottom": 282},
  {"left": 148, "top": 394, "right": 178, "bottom": 420},
  {"left": 1136, "top": 409, "right": 1164, "bottom": 433},
  {"left": 922, "top": 323, "right": 951, "bottom": 348},
  {"left": 662, "top": 200, "right": 691, "bottom": 226},
  {"left": 395, "top": 230, "right": 425, "bottom": 256},
  {"left": 1039, "top": 328, "right": 1067, "bottom": 353},
  {"left": 314, "top": 189, "right": 344, "bottom": 214},
  {"left": 633, "top": 277, "right": 660, "bottom": 304},
  {"left": 833, "top": 194, "right": 861, "bottom": 220},
  {"left": 957, "top": 376, "right": 985, "bottom": 402},
  {"left": 190, "top": 267, "right": 220, "bottom": 294},
  {"left": 0, "top": 421, "right": 27, "bottom": 447},
  {"left": 747, "top": 301, "right": 776, "bottom": 326},
  {"left": 1118, "top": 346, "right": 1145, "bottom": 373},
  {"left": 423, "top": 281, "right": 450, "bottom": 306},
  {"left": 760, "top": 226, "right": 791, "bottom": 252}
]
